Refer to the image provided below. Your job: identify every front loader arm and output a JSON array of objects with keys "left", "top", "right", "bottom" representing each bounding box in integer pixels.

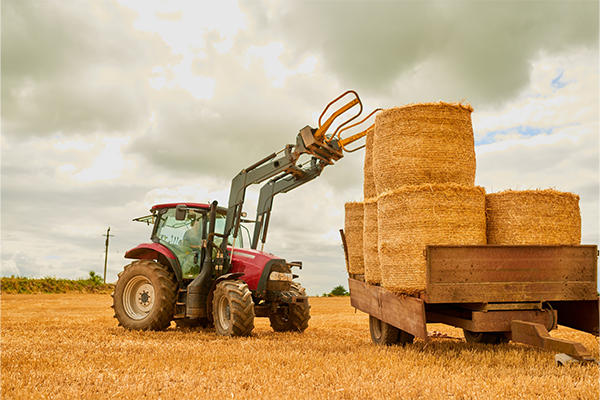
[
  {"left": 219, "top": 91, "right": 379, "bottom": 271},
  {"left": 251, "top": 157, "right": 325, "bottom": 250}
]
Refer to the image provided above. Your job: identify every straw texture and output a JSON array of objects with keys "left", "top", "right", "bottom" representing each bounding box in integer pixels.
[
  {"left": 363, "top": 198, "right": 381, "bottom": 284},
  {"left": 344, "top": 202, "right": 365, "bottom": 274},
  {"left": 373, "top": 102, "right": 476, "bottom": 195},
  {"left": 363, "top": 128, "right": 377, "bottom": 200},
  {"left": 486, "top": 189, "right": 581, "bottom": 245},
  {"left": 378, "top": 184, "right": 487, "bottom": 294}
]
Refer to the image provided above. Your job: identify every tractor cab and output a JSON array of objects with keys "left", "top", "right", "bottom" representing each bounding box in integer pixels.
[{"left": 134, "top": 203, "right": 253, "bottom": 279}]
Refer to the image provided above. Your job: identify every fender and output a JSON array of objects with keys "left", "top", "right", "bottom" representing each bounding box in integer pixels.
[
  {"left": 205, "top": 272, "right": 245, "bottom": 322},
  {"left": 125, "top": 243, "right": 183, "bottom": 282},
  {"left": 254, "top": 259, "right": 287, "bottom": 299}
]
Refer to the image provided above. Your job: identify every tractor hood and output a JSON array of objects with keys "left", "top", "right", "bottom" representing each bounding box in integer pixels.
[{"left": 229, "top": 247, "right": 285, "bottom": 291}]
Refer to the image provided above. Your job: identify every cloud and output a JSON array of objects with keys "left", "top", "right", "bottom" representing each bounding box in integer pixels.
[
  {"left": 1, "top": 0, "right": 175, "bottom": 138},
  {"left": 270, "top": 1, "right": 598, "bottom": 105}
]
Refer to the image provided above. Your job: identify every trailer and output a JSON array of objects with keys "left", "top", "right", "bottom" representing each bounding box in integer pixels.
[{"left": 345, "top": 243, "right": 599, "bottom": 363}]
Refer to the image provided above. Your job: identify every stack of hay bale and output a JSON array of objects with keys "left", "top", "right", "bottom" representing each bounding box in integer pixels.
[
  {"left": 371, "top": 102, "right": 486, "bottom": 294},
  {"left": 344, "top": 101, "right": 582, "bottom": 295}
]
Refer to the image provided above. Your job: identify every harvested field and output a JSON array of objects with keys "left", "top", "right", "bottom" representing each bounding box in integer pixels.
[{"left": 2, "top": 294, "right": 598, "bottom": 399}]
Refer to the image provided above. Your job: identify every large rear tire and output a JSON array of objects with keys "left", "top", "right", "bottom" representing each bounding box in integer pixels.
[
  {"left": 212, "top": 280, "right": 255, "bottom": 337},
  {"left": 269, "top": 283, "right": 311, "bottom": 332},
  {"left": 112, "top": 260, "right": 177, "bottom": 331}
]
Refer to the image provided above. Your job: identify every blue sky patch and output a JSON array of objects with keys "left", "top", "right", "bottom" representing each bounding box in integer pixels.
[
  {"left": 476, "top": 125, "right": 553, "bottom": 146},
  {"left": 551, "top": 69, "right": 574, "bottom": 89}
]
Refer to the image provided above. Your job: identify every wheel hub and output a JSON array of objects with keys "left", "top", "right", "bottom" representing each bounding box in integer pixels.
[
  {"left": 123, "top": 276, "right": 155, "bottom": 320},
  {"left": 218, "top": 297, "right": 231, "bottom": 330},
  {"left": 140, "top": 291, "right": 150, "bottom": 305}
]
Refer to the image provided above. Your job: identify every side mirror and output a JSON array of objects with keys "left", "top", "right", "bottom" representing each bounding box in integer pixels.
[{"left": 175, "top": 204, "right": 188, "bottom": 221}]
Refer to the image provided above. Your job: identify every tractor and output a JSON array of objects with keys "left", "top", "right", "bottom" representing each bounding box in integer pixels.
[{"left": 112, "top": 91, "right": 379, "bottom": 336}]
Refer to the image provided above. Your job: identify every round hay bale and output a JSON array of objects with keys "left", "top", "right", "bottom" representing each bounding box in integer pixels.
[
  {"left": 344, "top": 201, "right": 364, "bottom": 275},
  {"left": 363, "top": 198, "right": 381, "bottom": 284},
  {"left": 363, "top": 127, "right": 377, "bottom": 200},
  {"left": 486, "top": 189, "right": 581, "bottom": 245},
  {"left": 378, "top": 184, "right": 487, "bottom": 294},
  {"left": 373, "top": 102, "right": 476, "bottom": 195}
]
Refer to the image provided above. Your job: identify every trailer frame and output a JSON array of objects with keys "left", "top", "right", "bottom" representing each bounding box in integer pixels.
[{"left": 347, "top": 244, "right": 599, "bottom": 361}]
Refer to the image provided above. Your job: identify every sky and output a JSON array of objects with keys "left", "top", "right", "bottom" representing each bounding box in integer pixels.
[{"left": 2, "top": 0, "right": 598, "bottom": 296}]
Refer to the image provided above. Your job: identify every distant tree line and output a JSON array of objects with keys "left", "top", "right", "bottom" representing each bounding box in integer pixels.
[
  {"left": 321, "top": 285, "right": 349, "bottom": 297},
  {"left": 1, "top": 271, "right": 114, "bottom": 294}
]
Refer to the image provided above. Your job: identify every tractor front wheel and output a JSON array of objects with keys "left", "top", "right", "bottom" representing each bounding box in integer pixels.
[
  {"left": 269, "top": 283, "right": 311, "bottom": 332},
  {"left": 212, "top": 280, "right": 255, "bottom": 337},
  {"left": 112, "top": 260, "right": 177, "bottom": 331}
]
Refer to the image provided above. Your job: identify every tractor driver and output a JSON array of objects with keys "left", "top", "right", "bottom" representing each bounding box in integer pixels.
[
  {"left": 181, "top": 213, "right": 202, "bottom": 278},
  {"left": 182, "top": 213, "right": 201, "bottom": 251}
]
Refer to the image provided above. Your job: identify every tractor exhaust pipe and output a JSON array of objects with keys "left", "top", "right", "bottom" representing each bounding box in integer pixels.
[{"left": 186, "top": 200, "right": 218, "bottom": 318}]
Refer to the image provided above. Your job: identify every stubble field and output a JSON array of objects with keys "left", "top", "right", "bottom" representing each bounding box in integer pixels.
[{"left": 1, "top": 294, "right": 598, "bottom": 399}]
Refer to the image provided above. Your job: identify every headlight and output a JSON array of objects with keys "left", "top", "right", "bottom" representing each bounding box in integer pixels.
[{"left": 269, "top": 271, "right": 293, "bottom": 282}]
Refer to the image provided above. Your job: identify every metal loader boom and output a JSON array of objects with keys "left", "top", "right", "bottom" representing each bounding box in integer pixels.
[{"left": 214, "top": 91, "right": 379, "bottom": 270}]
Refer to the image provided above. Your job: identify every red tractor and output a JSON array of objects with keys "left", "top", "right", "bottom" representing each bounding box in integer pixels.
[{"left": 112, "top": 91, "right": 379, "bottom": 336}]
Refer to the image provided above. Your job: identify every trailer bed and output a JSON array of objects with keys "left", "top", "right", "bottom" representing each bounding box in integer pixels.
[{"left": 349, "top": 244, "right": 599, "bottom": 359}]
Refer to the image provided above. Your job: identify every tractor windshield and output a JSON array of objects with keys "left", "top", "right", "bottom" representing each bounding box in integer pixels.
[
  {"left": 154, "top": 207, "right": 251, "bottom": 279},
  {"left": 212, "top": 212, "right": 250, "bottom": 249},
  {"left": 154, "top": 208, "right": 206, "bottom": 278}
]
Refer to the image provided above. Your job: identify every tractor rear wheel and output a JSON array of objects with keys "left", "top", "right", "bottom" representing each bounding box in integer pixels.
[
  {"left": 369, "top": 316, "right": 414, "bottom": 345},
  {"left": 112, "top": 260, "right": 177, "bottom": 331},
  {"left": 212, "top": 280, "right": 255, "bottom": 337},
  {"left": 269, "top": 283, "right": 311, "bottom": 332}
]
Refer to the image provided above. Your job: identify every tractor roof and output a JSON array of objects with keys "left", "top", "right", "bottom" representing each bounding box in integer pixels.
[{"left": 150, "top": 202, "right": 211, "bottom": 211}]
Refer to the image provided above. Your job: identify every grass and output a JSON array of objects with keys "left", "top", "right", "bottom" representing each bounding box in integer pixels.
[{"left": 1, "top": 295, "right": 598, "bottom": 399}]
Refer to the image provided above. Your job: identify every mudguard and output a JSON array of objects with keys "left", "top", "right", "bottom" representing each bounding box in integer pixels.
[
  {"left": 125, "top": 243, "right": 183, "bottom": 282},
  {"left": 206, "top": 272, "right": 245, "bottom": 322}
]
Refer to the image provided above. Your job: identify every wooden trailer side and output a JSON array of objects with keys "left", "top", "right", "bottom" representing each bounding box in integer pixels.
[{"left": 424, "top": 245, "right": 598, "bottom": 304}]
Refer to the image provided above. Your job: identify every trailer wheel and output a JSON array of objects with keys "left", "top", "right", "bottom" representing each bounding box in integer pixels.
[
  {"left": 212, "top": 280, "right": 255, "bottom": 337},
  {"left": 112, "top": 260, "right": 177, "bottom": 331},
  {"left": 463, "top": 329, "right": 505, "bottom": 344},
  {"left": 269, "top": 283, "right": 311, "bottom": 332},
  {"left": 398, "top": 329, "right": 415, "bottom": 345},
  {"left": 369, "top": 316, "right": 403, "bottom": 345}
]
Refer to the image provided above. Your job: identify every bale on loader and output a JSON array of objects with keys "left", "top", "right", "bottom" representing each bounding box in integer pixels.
[
  {"left": 377, "top": 184, "right": 487, "bottom": 294},
  {"left": 486, "top": 189, "right": 581, "bottom": 245},
  {"left": 373, "top": 102, "right": 476, "bottom": 195},
  {"left": 344, "top": 201, "right": 365, "bottom": 275}
]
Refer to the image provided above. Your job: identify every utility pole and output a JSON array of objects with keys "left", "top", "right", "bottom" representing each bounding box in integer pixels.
[{"left": 102, "top": 227, "right": 114, "bottom": 284}]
